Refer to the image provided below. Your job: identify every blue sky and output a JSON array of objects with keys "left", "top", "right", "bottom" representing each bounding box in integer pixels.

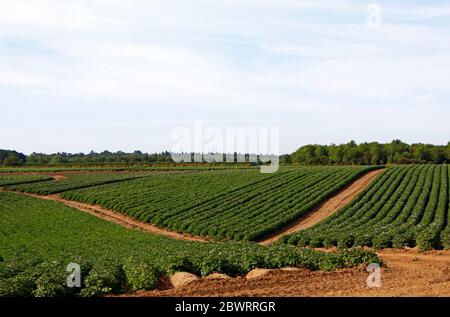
[{"left": 1, "top": 0, "right": 449, "bottom": 154}]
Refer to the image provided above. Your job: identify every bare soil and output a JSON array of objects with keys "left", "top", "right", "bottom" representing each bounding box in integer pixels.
[
  {"left": 259, "top": 169, "right": 385, "bottom": 245},
  {"left": 51, "top": 175, "right": 67, "bottom": 181},
  {"left": 128, "top": 249, "right": 450, "bottom": 297}
]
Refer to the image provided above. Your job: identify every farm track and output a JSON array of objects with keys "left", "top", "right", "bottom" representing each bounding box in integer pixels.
[
  {"left": 259, "top": 169, "right": 385, "bottom": 245},
  {"left": 6, "top": 191, "right": 209, "bottom": 243},
  {"left": 126, "top": 249, "right": 450, "bottom": 297}
]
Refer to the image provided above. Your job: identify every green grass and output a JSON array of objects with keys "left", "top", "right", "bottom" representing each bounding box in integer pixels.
[
  {"left": 61, "top": 166, "right": 379, "bottom": 241},
  {"left": 0, "top": 192, "right": 379, "bottom": 297},
  {"left": 282, "top": 165, "right": 450, "bottom": 250}
]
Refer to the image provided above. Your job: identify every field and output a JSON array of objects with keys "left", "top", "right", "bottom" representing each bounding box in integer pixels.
[
  {"left": 0, "top": 174, "right": 53, "bottom": 186},
  {"left": 0, "top": 164, "right": 252, "bottom": 174},
  {"left": 1, "top": 164, "right": 449, "bottom": 297},
  {"left": 282, "top": 165, "right": 450, "bottom": 250},
  {"left": 3, "top": 173, "right": 152, "bottom": 195},
  {"left": 0, "top": 192, "right": 377, "bottom": 297},
  {"left": 60, "top": 166, "right": 377, "bottom": 241}
]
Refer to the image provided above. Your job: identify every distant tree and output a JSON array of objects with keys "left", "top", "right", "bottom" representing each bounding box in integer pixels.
[
  {"left": 446, "top": 142, "right": 450, "bottom": 162},
  {"left": 3, "top": 155, "right": 20, "bottom": 166},
  {"left": 369, "top": 142, "right": 386, "bottom": 165},
  {"left": 0, "top": 150, "right": 26, "bottom": 166},
  {"left": 289, "top": 140, "right": 448, "bottom": 166},
  {"left": 279, "top": 154, "right": 292, "bottom": 164},
  {"left": 315, "top": 145, "right": 329, "bottom": 164},
  {"left": 431, "top": 146, "right": 446, "bottom": 164},
  {"left": 328, "top": 145, "right": 344, "bottom": 164},
  {"left": 292, "top": 145, "right": 317, "bottom": 164}
]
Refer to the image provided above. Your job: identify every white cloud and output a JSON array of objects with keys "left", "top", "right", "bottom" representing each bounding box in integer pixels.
[{"left": 0, "top": 0, "right": 449, "bottom": 153}]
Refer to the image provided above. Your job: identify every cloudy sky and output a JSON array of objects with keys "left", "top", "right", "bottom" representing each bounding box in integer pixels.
[{"left": 1, "top": 0, "right": 449, "bottom": 154}]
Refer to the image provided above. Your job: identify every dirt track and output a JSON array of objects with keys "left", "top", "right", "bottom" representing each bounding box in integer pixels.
[
  {"left": 260, "top": 169, "right": 385, "bottom": 245},
  {"left": 130, "top": 249, "right": 450, "bottom": 297},
  {"left": 21, "top": 193, "right": 209, "bottom": 243}
]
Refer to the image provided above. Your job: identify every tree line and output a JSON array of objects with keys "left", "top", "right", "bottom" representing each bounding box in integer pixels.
[
  {"left": 1, "top": 140, "right": 449, "bottom": 166},
  {"left": 26, "top": 151, "right": 174, "bottom": 165},
  {"left": 284, "top": 140, "right": 450, "bottom": 165},
  {"left": 0, "top": 150, "right": 27, "bottom": 166}
]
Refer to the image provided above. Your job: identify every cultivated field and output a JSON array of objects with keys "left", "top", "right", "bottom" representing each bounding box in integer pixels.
[
  {"left": 283, "top": 165, "right": 450, "bottom": 250},
  {"left": 4, "top": 173, "right": 151, "bottom": 195},
  {"left": 0, "top": 174, "right": 53, "bottom": 186},
  {"left": 60, "top": 167, "right": 377, "bottom": 241},
  {"left": 0, "top": 164, "right": 449, "bottom": 297},
  {"left": 0, "top": 191, "right": 377, "bottom": 297}
]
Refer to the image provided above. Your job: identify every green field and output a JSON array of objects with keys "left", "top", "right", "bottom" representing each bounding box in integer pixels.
[
  {"left": 3, "top": 173, "right": 152, "bottom": 195},
  {"left": 0, "top": 164, "right": 253, "bottom": 174},
  {"left": 61, "top": 166, "right": 377, "bottom": 241},
  {"left": 282, "top": 165, "right": 450, "bottom": 250},
  {"left": 0, "top": 192, "right": 378, "bottom": 297},
  {"left": 0, "top": 174, "right": 53, "bottom": 186}
]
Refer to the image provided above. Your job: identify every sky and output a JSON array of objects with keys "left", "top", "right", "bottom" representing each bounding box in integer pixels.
[{"left": 1, "top": 0, "right": 449, "bottom": 155}]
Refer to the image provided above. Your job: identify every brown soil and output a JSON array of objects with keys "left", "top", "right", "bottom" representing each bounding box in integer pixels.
[
  {"left": 51, "top": 175, "right": 67, "bottom": 181},
  {"left": 17, "top": 192, "right": 208, "bottom": 243},
  {"left": 205, "top": 273, "right": 231, "bottom": 280},
  {"left": 259, "top": 169, "right": 385, "bottom": 245},
  {"left": 170, "top": 272, "right": 200, "bottom": 288},
  {"left": 126, "top": 249, "right": 450, "bottom": 297},
  {"left": 246, "top": 269, "right": 273, "bottom": 280}
]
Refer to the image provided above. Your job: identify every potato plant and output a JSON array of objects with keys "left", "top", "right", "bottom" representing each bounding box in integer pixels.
[
  {"left": 283, "top": 165, "right": 449, "bottom": 250},
  {"left": 0, "top": 192, "right": 379, "bottom": 297},
  {"left": 60, "top": 166, "right": 378, "bottom": 241}
]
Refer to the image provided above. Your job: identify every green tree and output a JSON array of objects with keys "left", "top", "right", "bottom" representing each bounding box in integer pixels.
[{"left": 292, "top": 145, "right": 317, "bottom": 164}]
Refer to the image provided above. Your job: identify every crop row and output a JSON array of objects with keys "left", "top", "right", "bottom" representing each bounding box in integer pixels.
[
  {"left": 0, "top": 165, "right": 252, "bottom": 174},
  {"left": 4, "top": 173, "right": 153, "bottom": 195},
  {"left": 0, "top": 175, "right": 53, "bottom": 187},
  {"left": 282, "top": 165, "right": 449, "bottom": 250},
  {"left": 0, "top": 192, "right": 379, "bottom": 297},
  {"left": 61, "top": 166, "right": 379, "bottom": 241}
]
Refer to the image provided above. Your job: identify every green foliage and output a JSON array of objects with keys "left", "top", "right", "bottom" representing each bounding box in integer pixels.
[
  {"left": 0, "top": 175, "right": 52, "bottom": 187},
  {"left": 81, "top": 261, "right": 125, "bottom": 297},
  {"left": 60, "top": 166, "right": 377, "bottom": 241},
  {"left": 0, "top": 273, "right": 36, "bottom": 297},
  {"left": 122, "top": 257, "right": 159, "bottom": 292},
  {"left": 32, "top": 262, "right": 73, "bottom": 297},
  {"left": 291, "top": 140, "right": 449, "bottom": 165},
  {"left": 5, "top": 173, "right": 149, "bottom": 195},
  {"left": 27, "top": 151, "right": 173, "bottom": 165},
  {"left": 0, "top": 149, "right": 26, "bottom": 166},
  {"left": 283, "top": 165, "right": 449, "bottom": 250},
  {"left": 0, "top": 192, "right": 380, "bottom": 297}
]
